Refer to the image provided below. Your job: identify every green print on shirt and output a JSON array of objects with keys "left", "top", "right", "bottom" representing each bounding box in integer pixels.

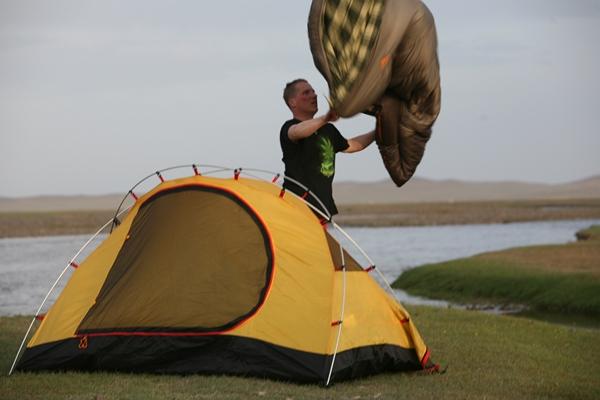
[{"left": 318, "top": 137, "right": 335, "bottom": 177}]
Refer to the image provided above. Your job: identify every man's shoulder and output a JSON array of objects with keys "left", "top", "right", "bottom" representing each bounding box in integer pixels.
[
  {"left": 280, "top": 119, "right": 301, "bottom": 142},
  {"left": 280, "top": 119, "right": 301, "bottom": 147},
  {"left": 281, "top": 118, "right": 300, "bottom": 129}
]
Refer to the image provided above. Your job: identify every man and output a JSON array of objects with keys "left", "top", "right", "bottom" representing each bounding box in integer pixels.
[{"left": 280, "top": 78, "right": 375, "bottom": 217}]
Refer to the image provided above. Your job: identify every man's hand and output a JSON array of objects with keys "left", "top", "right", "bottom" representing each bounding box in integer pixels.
[
  {"left": 323, "top": 109, "right": 339, "bottom": 123},
  {"left": 344, "top": 130, "right": 376, "bottom": 153}
]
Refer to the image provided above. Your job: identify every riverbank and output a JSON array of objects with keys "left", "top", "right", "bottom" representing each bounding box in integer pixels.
[
  {"left": 393, "top": 225, "right": 600, "bottom": 325},
  {"left": 2, "top": 198, "right": 600, "bottom": 238},
  {"left": 2, "top": 306, "right": 599, "bottom": 399}
]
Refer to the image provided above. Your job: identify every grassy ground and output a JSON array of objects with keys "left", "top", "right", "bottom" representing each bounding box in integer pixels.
[
  {"left": 2, "top": 198, "right": 599, "bottom": 238},
  {"left": 2, "top": 307, "right": 599, "bottom": 400},
  {"left": 393, "top": 225, "right": 600, "bottom": 320},
  {"left": 576, "top": 224, "right": 600, "bottom": 240}
]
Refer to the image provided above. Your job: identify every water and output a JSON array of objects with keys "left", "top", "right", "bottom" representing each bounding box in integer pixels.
[
  {"left": 341, "top": 219, "right": 600, "bottom": 277},
  {"left": 337, "top": 219, "right": 600, "bottom": 307},
  {"left": 0, "top": 234, "right": 106, "bottom": 316},
  {"left": 1, "top": 219, "right": 598, "bottom": 316}
]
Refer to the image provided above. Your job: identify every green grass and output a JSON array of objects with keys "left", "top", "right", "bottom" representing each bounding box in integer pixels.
[
  {"left": 2, "top": 308, "right": 599, "bottom": 399},
  {"left": 392, "top": 226, "right": 600, "bottom": 319},
  {"left": 394, "top": 258, "right": 600, "bottom": 316},
  {"left": 576, "top": 224, "right": 600, "bottom": 241}
]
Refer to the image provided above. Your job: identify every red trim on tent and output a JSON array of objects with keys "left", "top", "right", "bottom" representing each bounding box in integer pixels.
[
  {"left": 421, "top": 349, "right": 431, "bottom": 368},
  {"left": 35, "top": 314, "right": 45, "bottom": 321},
  {"left": 279, "top": 188, "right": 285, "bottom": 198},
  {"left": 301, "top": 191, "right": 309, "bottom": 200},
  {"left": 271, "top": 173, "right": 280, "bottom": 183},
  {"left": 129, "top": 191, "right": 138, "bottom": 201},
  {"left": 234, "top": 169, "right": 241, "bottom": 180},
  {"left": 79, "top": 330, "right": 238, "bottom": 338},
  {"left": 400, "top": 318, "right": 410, "bottom": 324},
  {"left": 156, "top": 172, "right": 165, "bottom": 183},
  {"left": 365, "top": 265, "right": 375, "bottom": 272},
  {"left": 192, "top": 165, "right": 201, "bottom": 176},
  {"left": 331, "top": 320, "right": 343, "bottom": 327},
  {"left": 70, "top": 261, "right": 79, "bottom": 269},
  {"left": 81, "top": 181, "right": 277, "bottom": 339}
]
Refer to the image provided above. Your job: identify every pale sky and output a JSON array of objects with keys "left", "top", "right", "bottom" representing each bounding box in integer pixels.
[{"left": 1, "top": 0, "right": 599, "bottom": 196}]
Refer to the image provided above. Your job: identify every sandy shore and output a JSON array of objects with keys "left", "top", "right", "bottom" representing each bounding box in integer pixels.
[{"left": 1, "top": 198, "right": 599, "bottom": 239}]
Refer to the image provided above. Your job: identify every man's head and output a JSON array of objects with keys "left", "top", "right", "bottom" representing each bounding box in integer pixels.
[{"left": 283, "top": 79, "right": 318, "bottom": 119}]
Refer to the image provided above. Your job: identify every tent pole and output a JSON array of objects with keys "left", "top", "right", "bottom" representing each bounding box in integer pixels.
[
  {"left": 242, "top": 167, "right": 348, "bottom": 385},
  {"left": 330, "top": 221, "right": 375, "bottom": 266},
  {"left": 327, "top": 222, "right": 401, "bottom": 301},
  {"left": 8, "top": 209, "right": 129, "bottom": 376},
  {"left": 241, "top": 170, "right": 332, "bottom": 221},
  {"left": 326, "top": 238, "right": 347, "bottom": 386},
  {"left": 331, "top": 222, "right": 398, "bottom": 297},
  {"left": 111, "top": 165, "right": 233, "bottom": 232}
]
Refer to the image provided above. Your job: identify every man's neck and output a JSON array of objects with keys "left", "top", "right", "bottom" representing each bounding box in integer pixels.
[{"left": 292, "top": 111, "right": 316, "bottom": 121}]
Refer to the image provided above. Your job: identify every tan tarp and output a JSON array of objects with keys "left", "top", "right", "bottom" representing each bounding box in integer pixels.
[{"left": 308, "top": 0, "right": 441, "bottom": 186}]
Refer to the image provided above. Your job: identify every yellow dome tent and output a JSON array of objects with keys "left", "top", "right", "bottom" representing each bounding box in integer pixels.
[{"left": 10, "top": 166, "right": 434, "bottom": 384}]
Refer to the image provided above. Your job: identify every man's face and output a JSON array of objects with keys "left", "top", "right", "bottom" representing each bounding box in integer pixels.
[{"left": 291, "top": 81, "right": 318, "bottom": 116}]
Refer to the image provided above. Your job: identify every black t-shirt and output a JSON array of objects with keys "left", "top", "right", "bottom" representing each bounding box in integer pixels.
[{"left": 280, "top": 118, "right": 349, "bottom": 216}]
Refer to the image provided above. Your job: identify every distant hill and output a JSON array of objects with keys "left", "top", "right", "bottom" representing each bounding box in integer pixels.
[
  {"left": 334, "top": 175, "right": 600, "bottom": 204},
  {"left": 1, "top": 175, "right": 599, "bottom": 212},
  {"left": 0, "top": 194, "right": 127, "bottom": 213}
]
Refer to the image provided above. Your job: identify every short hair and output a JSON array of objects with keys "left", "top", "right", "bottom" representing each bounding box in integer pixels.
[{"left": 283, "top": 78, "right": 307, "bottom": 107}]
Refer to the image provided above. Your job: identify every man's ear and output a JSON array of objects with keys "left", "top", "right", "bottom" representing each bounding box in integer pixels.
[{"left": 288, "top": 97, "right": 296, "bottom": 109}]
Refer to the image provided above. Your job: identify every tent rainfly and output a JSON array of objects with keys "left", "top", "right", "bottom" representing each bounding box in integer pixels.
[{"left": 10, "top": 166, "right": 435, "bottom": 385}]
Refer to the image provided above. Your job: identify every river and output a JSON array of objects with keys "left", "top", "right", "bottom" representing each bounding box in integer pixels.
[{"left": 1, "top": 219, "right": 598, "bottom": 316}]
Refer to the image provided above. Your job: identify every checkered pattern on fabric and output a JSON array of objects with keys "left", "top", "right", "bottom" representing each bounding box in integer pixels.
[{"left": 322, "top": 0, "right": 384, "bottom": 108}]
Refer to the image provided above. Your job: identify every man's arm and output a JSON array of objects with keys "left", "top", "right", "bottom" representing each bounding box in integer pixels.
[
  {"left": 344, "top": 130, "right": 376, "bottom": 153},
  {"left": 288, "top": 110, "right": 339, "bottom": 142}
]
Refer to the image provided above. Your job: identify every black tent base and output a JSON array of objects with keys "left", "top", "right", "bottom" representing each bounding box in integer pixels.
[{"left": 16, "top": 334, "right": 424, "bottom": 384}]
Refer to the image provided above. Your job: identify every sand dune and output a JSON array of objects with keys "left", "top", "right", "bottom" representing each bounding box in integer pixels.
[{"left": 1, "top": 176, "right": 599, "bottom": 212}]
